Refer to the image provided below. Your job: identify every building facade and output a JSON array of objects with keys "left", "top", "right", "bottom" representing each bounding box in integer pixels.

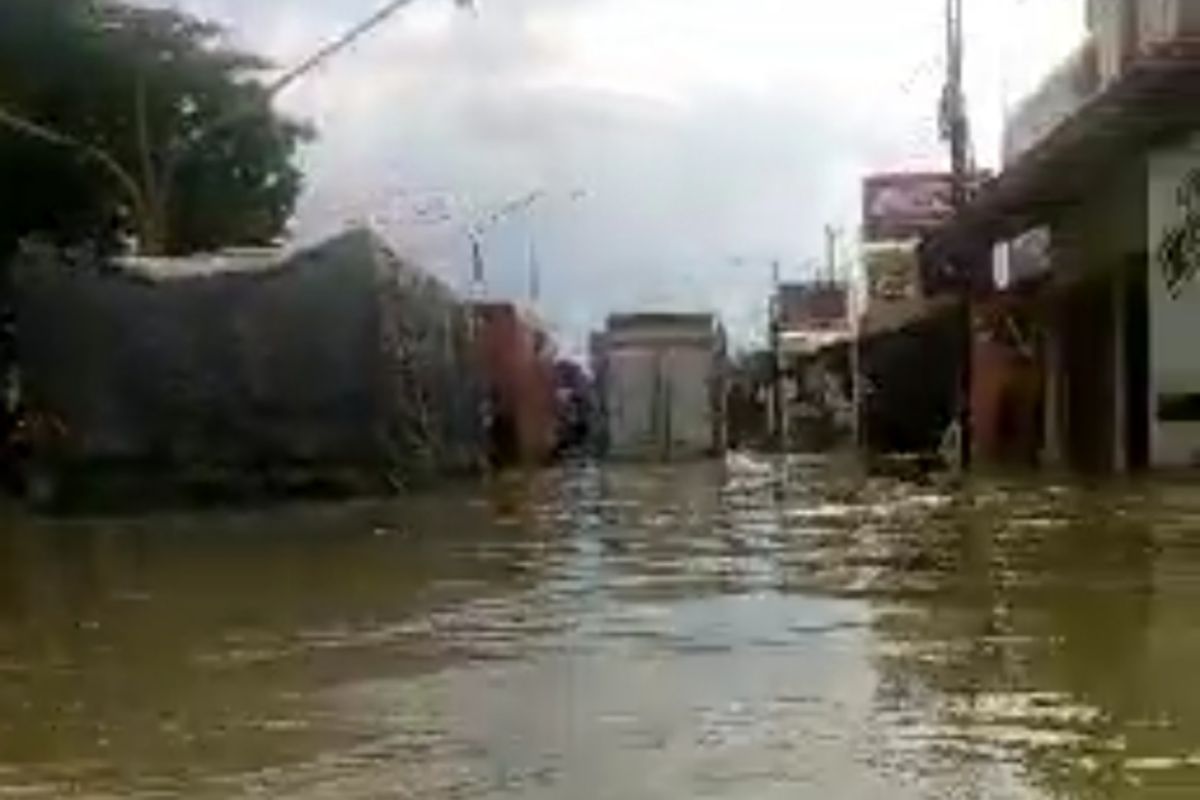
[
  {"left": 857, "top": 172, "right": 966, "bottom": 456},
  {"left": 472, "top": 302, "right": 557, "bottom": 467},
  {"left": 595, "top": 313, "right": 726, "bottom": 460},
  {"left": 13, "top": 229, "right": 485, "bottom": 499},
  {"left": 924, "top": 0, "right": 1200, "bottom": 471},
  {"left": 773, "top": 282, "right": 854, "bottom": 451}
]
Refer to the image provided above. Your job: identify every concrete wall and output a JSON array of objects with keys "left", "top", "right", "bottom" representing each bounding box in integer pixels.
[
  {"left": 605, "top": 347, "right": 658, "bottom": 455},
  {"left": 14, "top": 230, "right": 482, "bottom": 489},
  {"left": 1004, "top": 43, "right": 1099, "bottom": 165},
  {"left": 1036, "top": 136, "right": 1200, "bottom": 471},
  {"left": 1089, "top": 0, "right": 1200, "bottom": 77},
  {"left": 601, "top": 316, "right": 722, "bottom": 460},
  {"left": 1089, "top": 0, "right": 1136, "bottom": 83},
  {"left": 1149, "top": 135, "right": 1200, "bottom": 466},
  {"left": 1139, "top": 0, "right": 1200, "bottom": 54},
  {"left": 1043, "top": 159, "right": 1147, "bottom": 471},
  {"left": 17, "top": 234, "right": 376, "bottom": 466},
  {"left": 664, "top": 346, "right": 717, "bottom": 453},
  {"left": 605, "top": 345, "right": 719, "bottom": 460}
]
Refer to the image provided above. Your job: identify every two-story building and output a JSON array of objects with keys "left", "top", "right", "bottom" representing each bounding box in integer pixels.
[
  {"left": 924, "top": 0, "right": 1200, "bottom": 471},
  {"left": 857, "top": 173, "right": 967, "bottom": 456}
]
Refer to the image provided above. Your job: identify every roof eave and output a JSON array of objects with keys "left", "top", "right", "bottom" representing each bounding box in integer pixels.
[{"left": 922, "top": 45, "right": 1200, "bottom": 269}]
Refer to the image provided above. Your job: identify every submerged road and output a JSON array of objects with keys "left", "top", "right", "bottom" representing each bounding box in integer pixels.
[{"left": 1, "top": 455, "right": 1199, "bottom": 798}]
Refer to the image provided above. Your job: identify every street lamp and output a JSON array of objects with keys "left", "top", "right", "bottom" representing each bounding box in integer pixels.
[
  {"left": 519, "top": 188, "right": 589, "bottom": 306},
  {"left": 376, "top": 185, "right": 586, "bottom": 301}
]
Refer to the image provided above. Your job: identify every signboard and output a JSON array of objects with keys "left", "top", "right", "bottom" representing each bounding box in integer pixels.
[
  {"left": 862, "top": 173, "right": 955, "bottom": 242},
  {"left": 776, "top": 284, "right": 849, "bottom": 331},
  {"left": 863, "top": 242, "right": 920, "bottom": 302},
  {"left": 995, "top": 227, "right": 1051, "bottom": 289}
]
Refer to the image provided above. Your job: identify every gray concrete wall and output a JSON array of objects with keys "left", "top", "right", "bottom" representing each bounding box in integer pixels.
[
  {"left": 601, "top": 316, "right": 723, "bottom": 460},
  {"left": 14, "top": 230, "right": 481, "bottom": 488}
]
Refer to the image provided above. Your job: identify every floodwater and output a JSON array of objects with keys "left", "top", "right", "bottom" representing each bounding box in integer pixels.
[{"left": 1, "top": 457, "right": 1200, "bottom": 799}]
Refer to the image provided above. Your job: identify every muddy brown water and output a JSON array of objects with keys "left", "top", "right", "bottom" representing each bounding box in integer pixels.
[{"left": 1, "top": 455, "right": 1199, "bottom": 798}]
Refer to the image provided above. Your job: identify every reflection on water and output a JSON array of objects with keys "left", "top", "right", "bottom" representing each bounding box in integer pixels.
[{"left": 1, "top": 457, "right": 1199, "bottom": 797}]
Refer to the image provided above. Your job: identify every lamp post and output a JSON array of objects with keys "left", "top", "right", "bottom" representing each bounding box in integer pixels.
[
  {"left": 375, "top": 184, "right": 586, "bottom": 316},
  {"left": 466, "top": 188, "right": 588, "bottom": 302}
]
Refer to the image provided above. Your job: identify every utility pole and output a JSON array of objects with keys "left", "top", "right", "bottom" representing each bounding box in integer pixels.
[
  {"left": 824, "top": 225, "right": 840, "bottom": 284},
  {"left": 527, "top": 234, "right": 541, "bottom": 303},
  {"left": 769, "top": 260, "right": 786, "bottom": 451},
  {"left": 942, "top": 0, "right": 973, "bottom": 470},
  {"left": 469, "top": 233, "right": 487, "bottom": 300},
  {"left": 944, "top": 0, "right": 970, "bottom": 211},
  {"left": 465, "top": 187, "right": 588, "bottom": 300}
]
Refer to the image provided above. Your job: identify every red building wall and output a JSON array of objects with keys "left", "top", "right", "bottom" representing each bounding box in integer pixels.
[
  {"left": 971, "top": 301, "right": 1043, "bottom": 466},
  {"left": 473, "top": 303, "right": 556, "bottom": 465}
]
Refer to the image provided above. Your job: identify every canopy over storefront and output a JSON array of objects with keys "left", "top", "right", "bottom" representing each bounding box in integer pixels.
[{"left": 921, "top": 47, "right": 1200, "bottom": 289}]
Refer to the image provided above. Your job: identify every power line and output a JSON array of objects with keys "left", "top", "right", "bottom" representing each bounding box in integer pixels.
[
  {"left": 942, "top": 0, "right": 973, "bottom": 470},
  {"left": 267, "top": 0, "right": 420, "bottom": 99},
  {"left": 3, "top": 0, "right": 476, "bottom": 253},
  {"left": 166, "top": 0, "right": 453, "bottom": 191}
]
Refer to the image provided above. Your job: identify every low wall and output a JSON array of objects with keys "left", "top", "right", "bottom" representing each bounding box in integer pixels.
[{"left": 13, "top": 230, "right": 482, "bottom": 498}]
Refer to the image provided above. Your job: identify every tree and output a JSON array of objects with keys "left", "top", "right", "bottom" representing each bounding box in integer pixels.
[{"left": 0, "top": 0, "right": 312, "bottom": 257}]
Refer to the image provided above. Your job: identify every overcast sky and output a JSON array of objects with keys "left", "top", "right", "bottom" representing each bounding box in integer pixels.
[{"left": 164, "top": 0, "right": 1085, "bottom": 352}]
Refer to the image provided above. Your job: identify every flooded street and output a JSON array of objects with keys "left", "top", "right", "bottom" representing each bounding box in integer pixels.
[{"left": 2, "top": 456, "right": 1200, "bottom": 798}]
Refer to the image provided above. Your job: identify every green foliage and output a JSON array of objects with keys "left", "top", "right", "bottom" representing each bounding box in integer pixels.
[{"left": 0, "top": 0, "right": 313, "bottom": 257}]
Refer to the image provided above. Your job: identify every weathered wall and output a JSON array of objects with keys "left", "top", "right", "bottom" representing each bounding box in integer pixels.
[
  {"left": 1149, "top": 134, "right": 1200, "bottom": 467},
  {"left": 601, "top": 316, "right": 722, "bottom": 460},
  {"left": 1003, "top": 42, "right": 1098, "bottom": 166},
  {"left": 605, "top": 347, "right": 659, "bottom": 456},
  {"left": 1044, "top": 159, "right": 1147, "bottom": 471},
  {"left": 663, "top": 346, "right": 718, "bottom": 455},
  {"left": 376, "top": 242, "right": 483, "bottom": 480},
  {"left": 604, "top": 345, "right": 719, "bottom": 459},
  {"left": 14, "top": 229, "right": 481, "bottom": 490},
  {"left": 473, "top": 303, "right": 556, "bottom": 466}
]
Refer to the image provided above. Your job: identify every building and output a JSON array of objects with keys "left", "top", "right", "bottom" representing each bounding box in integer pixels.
[
  {"left": 12, "top": 229, "right": 484, "bottom": 500},
  {"left": 772, "top": 281, "right": 855, "bottom": 450},
  {"left": 923, "top": 0, "right": 1200, "bottom": 471},
  {"left": 856, "top": 172, "right": 967, "bottom": 456},
  {"left": 472, "top": 302, "right": 557, "bottom": 467},
  {"left": 552, "top": 358, "right": 593, "bottom": 457},
  {"left": 594, "top": 313, "right": 726, "bottom": 460},
  {"left": 725, "top": 349, "right": 773, "bottom": 451}
]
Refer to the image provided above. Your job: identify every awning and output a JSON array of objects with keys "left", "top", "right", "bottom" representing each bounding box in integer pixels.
[
  {"left": 921, "top": 45, "right": 1200, "bottom": 277},
  {"left": 779, "top": 329, "right": 852, "bottom": 357}
]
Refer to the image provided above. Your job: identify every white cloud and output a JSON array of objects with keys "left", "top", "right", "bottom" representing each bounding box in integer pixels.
[{"left": 162, "top": 0, "right": 1086, "bottom": 351}]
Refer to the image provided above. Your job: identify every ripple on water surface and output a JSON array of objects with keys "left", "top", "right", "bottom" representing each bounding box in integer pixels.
[{"left": 1, "top": 458, "right": 1200, "bottom": 798}]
